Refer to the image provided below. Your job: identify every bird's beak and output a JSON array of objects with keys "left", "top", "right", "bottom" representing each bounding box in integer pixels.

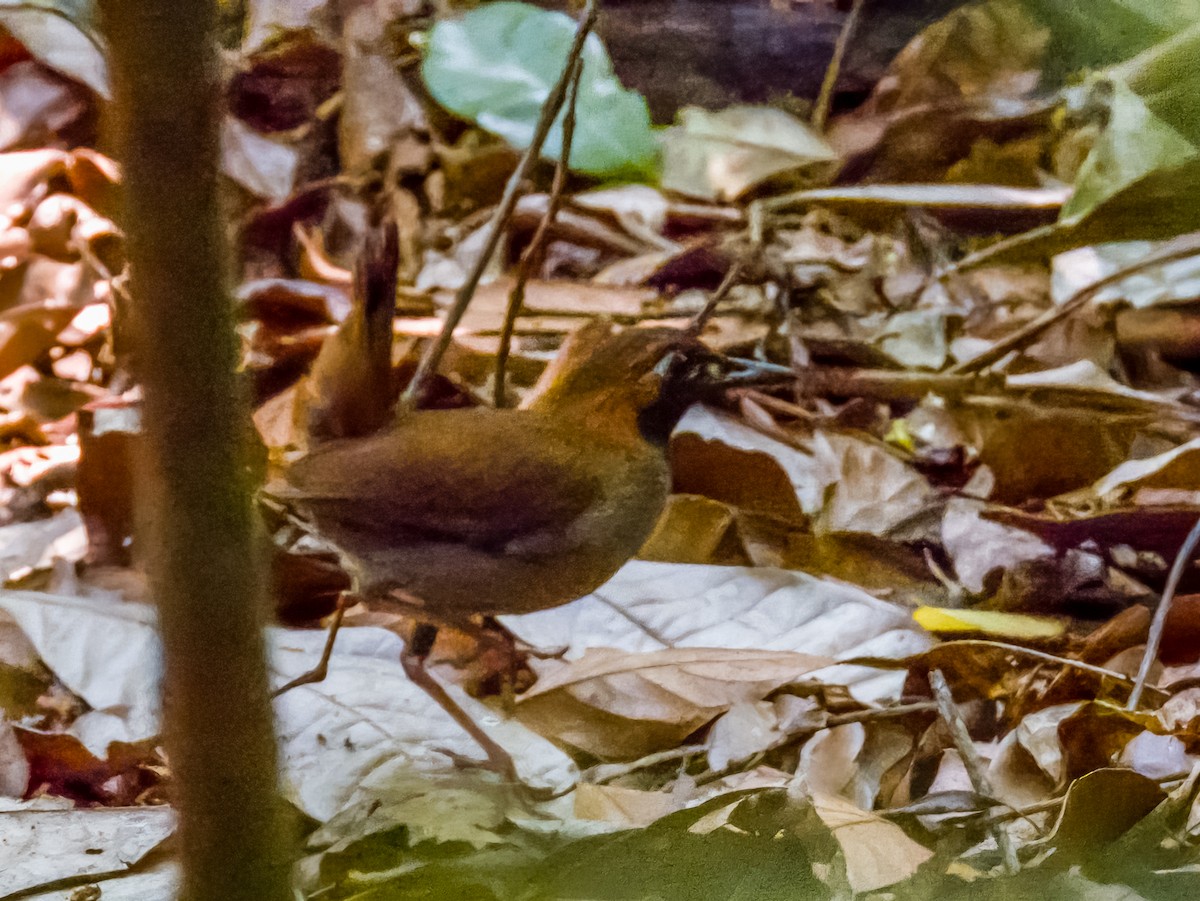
[
  {"left": 720, "top": 357, "right": 797, "bottom": 385},
  {"left": 693, "top": 355, "right": 796, "bottom": 393},
  {"left": 662, "top": 350, "right": 795, "bottom": 402}
]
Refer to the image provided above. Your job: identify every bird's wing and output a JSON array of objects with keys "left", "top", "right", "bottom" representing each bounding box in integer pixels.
[{"left": 281, "top": 409, "right": 604, "bottom": 552}]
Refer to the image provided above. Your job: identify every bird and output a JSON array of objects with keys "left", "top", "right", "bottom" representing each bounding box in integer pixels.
[
  {"left": 268, "top": 227, "right": 783, "bottom": 781},
  {"left": 271, "top": 320, "right": 750, "bottom": 778}
]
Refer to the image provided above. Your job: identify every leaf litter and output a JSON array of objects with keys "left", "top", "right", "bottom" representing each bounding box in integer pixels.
[{"left": 7, "top": 0, "right": 1200, "bottom": 898}]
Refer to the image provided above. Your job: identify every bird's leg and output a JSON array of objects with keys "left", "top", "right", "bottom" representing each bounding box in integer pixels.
[
  {"left": 272, "top": 590, "right": 356, "bottom": 697},
  {"left": 401, "top": 622, "right": 521, "bottom": 782}
]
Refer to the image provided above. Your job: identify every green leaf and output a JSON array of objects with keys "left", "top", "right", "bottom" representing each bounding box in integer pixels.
[
  {"left": 1061, "top": 78, "right": 1197, "bottom": 223},
  {"left": 1021, "top": 0, "right": 1200, "bottom": 72},
  {"left": 1110, "top": 19, "right": 1200, "bottom": 146},
  {"left": 421, "top": 1, "right": 658, "bottom": 180},
  {"left": 660, "top": 105, "right": 837, "bottom": 201}
]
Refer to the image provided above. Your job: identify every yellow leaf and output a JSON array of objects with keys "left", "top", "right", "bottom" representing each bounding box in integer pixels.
[{"left": 913, "top": 607, "right": 1065, "bottom": 639}]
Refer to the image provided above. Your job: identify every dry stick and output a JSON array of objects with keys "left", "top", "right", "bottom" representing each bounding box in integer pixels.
[
  {"left": 946, "top": 638, "right": 1157, "bottom": 693},
  {"left": 928, "top": 669, "right": 1020, "bottom": 875},
  {"left": 401, "top": 0, "right": 598, "bottom": 408},
  {"left": 948, "top": 232, "right": 1200, "bottom": 375},
  {"left": 693, "top": 701, "right": 941, "bottom": 788},
  {"left": 586, "top": 745, "right": 707, "bottom": 784},
  {"left": 689, "top": 260, "right": 744, "bottom": 333},
  {"left": 812, "top": 0, "right": 867, "bottom": 132},
  {"left": 98, "top": 1, "right": 289, "bottom": 898},
  {"left": 494, "top": 51, "right": 585, "bottom": 408},
  {"left": 967, "top": 769, "right": 1197, "bottom": 832},
  {"left": 942, "top": 222, "right": 1059, "bottom": 277},
  {"left": 1128, "top": 513, "right": 1200, "bottom": 710},
  {"left": 792, "top": 367, "right": 1005, "bottom": 401},
  {"left": 590, "top": 702, "right": 941, "bottom": 785}
]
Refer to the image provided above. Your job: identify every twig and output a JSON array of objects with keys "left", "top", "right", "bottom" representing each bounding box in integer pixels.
[
  {"left": 736, "top": 388, "right": 820, "bottom": 423},
  {"left": 585, "top": 745, "right": 706, "bottom": 785},
  {"left": 689, "top": 260, "right": 744, "bottom": 333},
  {"left": 812, "top": 0, "right": 866, "bottom": 132},
  {"left": 948, "top": 638, "right": 1155, "bottom": 691},
  {"left": 941, "top": 222, "right": 1059, "bottom": 276},
  {"left": 948, "top": 232, "right": 1200, "bottom": 375},
  {"left": 825, "top": 700, "right": 940, "bottom": 727},
  {"left": 793, "top": 367, "right": 1006, "bottom": 401},
  {"left": 929, "top": 669, "right": 1020, "bottom": 874},
  {"left": 400, "top": 0, "right": 599, "bottom": 408},
  {"left": 1128, "top": 513, "right": 1200, "bottom": 710},
  {"left": 493, "top": 48, "right": 585, "bottom": 407}
]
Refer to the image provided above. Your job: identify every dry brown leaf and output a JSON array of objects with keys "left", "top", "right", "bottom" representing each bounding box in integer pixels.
[
  {"left": 1047, "top": 767, "right": 1166, "bottom": 863},
  {"left": 507, "top": 560, "right": 934, "bottom": 708},
  {"left": 0, "top": 304, "right": 85, "bottom": 382},
  {"left": 809, "top": 791, "right": 933, "bottom": 893},
  {"left": 950, "top": 400, "right": 1141, "bottom": 504},
  {"left": 1119, "top": 731, "right": 1192, "bottom": 780},
  {"left": 0, "top": 149, "right": 68, "bottom": 215},
  {"left": 0, "top": 807, "right": 175, "bottom": 896},
  {"left": 1088, "top": 436, "right": 1200, "bottom": 504},
  {"left": 781, "top": 533, "right": 941, "bottom": 605},
  {"left": 827, "top": 0, "right": 1051, "bottom": 183},
  {"left": 220, "top": 116, "right": 300, "bottom": 203},
  {"left": 796, "top": 721, "right": 913, "bottom": 812},
  {"left": 574, "top": 782, "right": 683, "bottom": 827},
  {"left": 942, "top": 497, "right": 1054, "bottom": 593},
  {"left": 705, "top": 699, "right": 792, "bottom": 771},
  {"left": 671, "top": 413, "right": 807, "bottom": 522},
  {"left": 674, "top": 408, "right": 940, "bottom": 536},
  {"left": 661, "top": 105, "right": 838, "bottom": 202},
  {"left": 1057, "top": 701, "right": 1160, "bottom": 783},
  {"left": 0, "top": 508, "right": 86, "bottom": 581},
  {"left": 638, "top": 494, "right": 741, "bottom": 565},
  {"left": 516, "top": 646, "right": 831, "bottom": 760},
  {"left": 814, "top": 431, "right": 938, "bottom": 536},
  {"left": 0, "top": 62, "right": 89, "bottom": 154},
  {"left": 242, "top": 0, "right": 338, "bottom": 53}
]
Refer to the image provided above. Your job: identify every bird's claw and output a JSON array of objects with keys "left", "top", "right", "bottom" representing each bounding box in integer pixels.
[
  {"left": 433, "top": 745, "right": 562, "bottom": 802},
  {"left": 272, "top": 663, "right": 328, "bottom": 698}
]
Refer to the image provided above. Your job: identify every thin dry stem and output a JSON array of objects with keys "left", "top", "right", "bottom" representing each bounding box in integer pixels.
[
  {"left": 812, "top": 0, "right": 866, "bottom": 132},
  {"left": 402, "top": 0, "right": 598, "bottom": 409},
  {"left": 929, "top": 668, "right": 1020, "bottom": 874},
  {"left": 689, "top": 260, "right": 745, "bottom": 333},
  {"left": 1129, "top": 514, "right": 1200, "bottom": 710},
  {"left": 494, "top": 50, "right": 585, "bottom": 407},
  {"left": 948, "top": 232, "right": 1200, "bottom": 375}
]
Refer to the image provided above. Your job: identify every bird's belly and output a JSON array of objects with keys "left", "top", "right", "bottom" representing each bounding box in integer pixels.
[
  {"left": 345, "top": 539, "right": 637, "bottom": 618},
  {"left": 336, "top": 457, "right": 670, "bottom": 619}
]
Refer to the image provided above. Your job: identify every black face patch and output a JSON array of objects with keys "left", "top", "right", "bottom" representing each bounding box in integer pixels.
[{"left": 635, "top": 353, "right": 711, "bottom": 445}]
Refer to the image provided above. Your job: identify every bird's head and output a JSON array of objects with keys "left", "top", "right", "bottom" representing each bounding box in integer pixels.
[{"left": 526, "top": 321, "right": 787, "bottom": 445}]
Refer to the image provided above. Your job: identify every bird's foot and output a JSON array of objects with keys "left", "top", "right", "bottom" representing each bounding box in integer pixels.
[
  {"left": 272, "top": 591, "right": 353, "bottom": 697},
  {"left": 434, "top": 743, "right": 518, "bottom": 781},
  {"left": 402, "top": 636, "right": 562, "bottom": 801},
  {"left": 434, "top": 745, "right": 563, "bottom": 802},
  {"left": 272, "top": 661, "right": 329, "bottom": 697}
]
